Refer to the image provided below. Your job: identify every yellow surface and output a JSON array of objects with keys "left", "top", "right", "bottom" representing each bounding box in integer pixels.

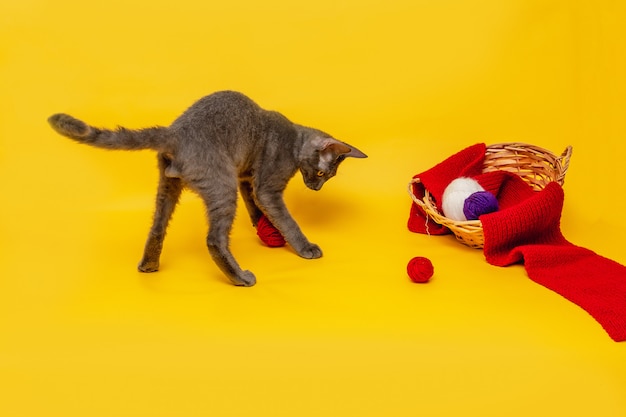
[{"left": 2, "top": 0, "right": 626, "bottom": 415}]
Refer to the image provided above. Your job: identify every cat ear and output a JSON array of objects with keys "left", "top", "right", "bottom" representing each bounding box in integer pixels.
[
  {"left": 320, "top": 138, "right": 368, "bottom": 159},
  {"left": 342, "top": 142, "right": 367, "bottom": 159}
]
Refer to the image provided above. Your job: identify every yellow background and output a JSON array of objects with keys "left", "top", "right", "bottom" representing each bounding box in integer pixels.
[{"left": 2, "top": 0, "right": 626, "bottom": 415}]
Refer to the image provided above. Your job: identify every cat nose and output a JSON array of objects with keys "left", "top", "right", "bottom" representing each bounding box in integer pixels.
[{"left": 308, "top": 180, "right": 323, "bottom": 191}]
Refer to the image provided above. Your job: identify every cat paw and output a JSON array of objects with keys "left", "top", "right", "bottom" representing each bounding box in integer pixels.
[
  {"left": 138, "top": 260, "right": 159, "bottom": 273},
  {"left": 298, "top": 243, "right": 323, "bottom": 259},
  {"left": 232, "top": 270, "right": 257, "bottom": 287}
]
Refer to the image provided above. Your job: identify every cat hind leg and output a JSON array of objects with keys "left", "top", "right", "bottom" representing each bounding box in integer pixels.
[
  {"left": 138, "top": 154, "right": 184, "bottom": 272},
  {"left": 239, "top": 179, "right": 263, "bottom": 226}
]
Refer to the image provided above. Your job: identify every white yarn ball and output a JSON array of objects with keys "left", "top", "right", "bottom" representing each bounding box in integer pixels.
[{"left": 441, "top": 177, "right": 485, "bottom": 221}]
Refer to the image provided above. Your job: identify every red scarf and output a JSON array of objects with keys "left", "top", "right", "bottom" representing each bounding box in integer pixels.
[{"left": 408, "top": 144, "right": 626, "bottom": 342}]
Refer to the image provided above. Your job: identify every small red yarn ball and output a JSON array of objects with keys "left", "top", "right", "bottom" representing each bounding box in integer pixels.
[
  {"left": 407, "top": 257, "right": 434, "bottom": 283},
  {"left": 256, "top": 215, "right": 286, "bottom": 247}
]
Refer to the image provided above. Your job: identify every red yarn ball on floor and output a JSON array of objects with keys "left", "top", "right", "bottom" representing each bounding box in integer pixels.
[
  {"left": 256, "top": 215, "right": 286, "bottom": 247},
  {"left": 407, "top": 257, "right": 434, "bottom": 283}
]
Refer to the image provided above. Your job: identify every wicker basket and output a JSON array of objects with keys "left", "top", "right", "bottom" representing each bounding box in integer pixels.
[{"left": 408, "top": 142, "right": 573, "bottom": 249}]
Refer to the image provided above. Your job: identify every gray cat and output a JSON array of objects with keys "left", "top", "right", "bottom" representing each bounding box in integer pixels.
[{"left": 48, "top": 91, "right": 367, "bottom": 286}]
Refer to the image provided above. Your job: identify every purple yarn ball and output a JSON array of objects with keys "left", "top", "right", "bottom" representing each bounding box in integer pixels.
[{"left": 463, "top": 191, "right": 499, "bottom": 220}]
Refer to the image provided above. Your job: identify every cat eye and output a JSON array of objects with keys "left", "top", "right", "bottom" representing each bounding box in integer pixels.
[{"left": 316, "top": 170, "right": 325, "bottom": 177}]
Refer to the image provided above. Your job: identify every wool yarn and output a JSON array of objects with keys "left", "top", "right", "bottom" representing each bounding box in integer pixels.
[
  {"left": 463, "top": 190, "right": 499, "bottom": 221},
  {"left": 407, "top": 257, "right": 434, "bottom": 283},
  {"left": 441, "top": 177, "right": 485, "bottom": 221},
  {"left": 256, "top": 215, "right": 286, "bottom": 247},
  {"left": 442, "top": 177, "right": 498, "bottom": 221}
]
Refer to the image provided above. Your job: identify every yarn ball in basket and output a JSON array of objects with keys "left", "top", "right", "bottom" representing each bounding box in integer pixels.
[
  {"left": 441, "top": 177, "right": 499, "bottom": 221},
  {"left": 407, "top": 257, "right": 434, "bottom": 283},
  {"left": 463, "top": 191, "right": 499, "bottom": 221},
  {"left": 256, "top": 215, "right": 286, "bottom": 247}
]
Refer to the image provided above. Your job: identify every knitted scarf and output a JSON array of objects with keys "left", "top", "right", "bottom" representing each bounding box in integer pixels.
[{"left": 408, "top": 144, "right": 626, "bottom": 342}]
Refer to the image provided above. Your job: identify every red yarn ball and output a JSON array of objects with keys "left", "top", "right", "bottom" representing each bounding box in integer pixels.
[
  {"left": 256, "top": 215, "right": 286, "bottom": 247},
  {"left": 407, "top": 257, "right": 434, "bottom": 283}
]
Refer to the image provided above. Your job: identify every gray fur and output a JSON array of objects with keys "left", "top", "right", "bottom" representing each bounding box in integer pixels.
[{"left": 48, "top": 91, "right": 367, "bottom": 286}]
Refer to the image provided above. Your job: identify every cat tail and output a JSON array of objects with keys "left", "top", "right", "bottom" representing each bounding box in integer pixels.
[{"left": 47, "top": 113, "right": 172, "bottom": 152}]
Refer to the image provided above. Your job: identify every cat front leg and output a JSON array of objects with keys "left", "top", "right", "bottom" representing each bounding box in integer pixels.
[
  {"left": 294, "top": 240, "right": 323, "bottom": 259},
  {"left": 255, "top": 190, "right": 323, "bottom": 259}
]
